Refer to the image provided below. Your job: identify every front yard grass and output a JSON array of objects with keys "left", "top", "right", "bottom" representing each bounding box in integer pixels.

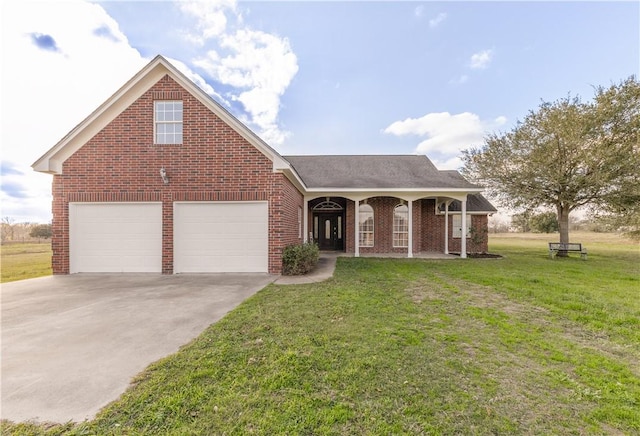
[
  {"left": 1, "top": 242, "right": 52, "bottom": 283},
  {"left": 3, "top": 233, "right": 639, "bottom": 435}
]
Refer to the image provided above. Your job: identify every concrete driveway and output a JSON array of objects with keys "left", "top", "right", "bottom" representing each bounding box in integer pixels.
[{"left": 1, "top": 273, "right": 274, "bottom": 423}]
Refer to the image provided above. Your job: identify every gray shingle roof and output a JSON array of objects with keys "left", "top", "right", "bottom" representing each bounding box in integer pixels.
[
  {"left": 447, "top": 194, "right": 498, "bottom": 213},
  {"left": 283, "top": 155, "right": 480, "bottom": 190}
]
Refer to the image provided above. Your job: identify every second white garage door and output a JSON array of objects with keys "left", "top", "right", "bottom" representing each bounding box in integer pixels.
[{"left": 174, "top": 202, "right": 269, "bottom": 273}]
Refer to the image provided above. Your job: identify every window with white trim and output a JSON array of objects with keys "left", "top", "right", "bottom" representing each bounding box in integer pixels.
[
  {"left": 393, "top": 204, "right": 409, "bottom": 247},
  {"left": 298, "top": 207, "right": 302, "bottom": 238},
  {"left": 154, "top": 101, "right": 183, "bottom": 144},
  {"left": 452, "top": 214, "right": 472, "bottom": 238},
  {"left": 359, "top": 204, "right": 374, "bottom": 247}
]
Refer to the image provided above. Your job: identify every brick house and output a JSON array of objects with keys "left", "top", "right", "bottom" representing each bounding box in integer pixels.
[{"left": 33, "top": 56, "right": 496, "bottom": 275}]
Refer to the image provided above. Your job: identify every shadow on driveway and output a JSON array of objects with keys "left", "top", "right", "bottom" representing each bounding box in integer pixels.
[{"left": 1, "top": 273, "right": 274, "bottom": 423}]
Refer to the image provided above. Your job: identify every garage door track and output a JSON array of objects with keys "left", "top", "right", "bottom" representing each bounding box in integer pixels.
[{"left": 1, "top": 273, "right": 274, "bottom": 423}]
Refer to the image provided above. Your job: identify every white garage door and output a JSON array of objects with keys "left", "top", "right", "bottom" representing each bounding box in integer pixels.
[
  {"left": 174, "top": 202, "right": 268, "bottom": 273},
  {"left": 69, "top": 203, "right": 162, "bottom": 273}
]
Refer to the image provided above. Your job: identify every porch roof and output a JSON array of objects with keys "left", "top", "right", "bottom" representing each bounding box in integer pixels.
[
  {"left": 448, "top": 194, "right": 498, "bottom": 213},
  {"left": 283, "top": 155, "right": 480, "bottom": 190}
]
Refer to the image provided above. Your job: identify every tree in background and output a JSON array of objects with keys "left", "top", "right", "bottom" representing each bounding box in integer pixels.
[
  {"left": 529, "top": 211, "right": 559, "bottom": 233},
  {"left": 510, "top": 211, "right": 558, "bottom": 233},
  {"left": 462, "top": 77, "right": 640, "bottom": 248},
  {"left": 30, "top": 224, "right": 52, "bottom": 239},
  {"left": 511, "top": 212, "right": 532, "bottom": 233},
  {"left": 487, "top": 215, "right": 510, "bottom": 233},
  {"left": 1, "top": 217, "right": 15, "bottom": 242}
]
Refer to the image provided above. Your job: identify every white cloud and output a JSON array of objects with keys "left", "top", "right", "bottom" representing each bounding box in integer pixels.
[
  {"left": 1, "top": 0, "right": 149, "bottom": 223},
  {"left": 469, "top": 49, "right": 494, "bottom": 70},
  {"left": 166, "top": 57, "right": 229, "bottom": 106},
  {"left": 178, "top": 0, "right": 236, "bottom": 43},
  {"left": 0, "top": 0, "right": 296, "bottom": 222},
  {"left": 433, "top": 155, "right": 464, "bottom": 171},
  {"left": 384, "top": 112, "right": 507, "bottom": 169},
  {"left": 181, "top": 2, "right": 298, "bottom": 146},
  {"left": 414, "top": 6, "right": 425, "bottom": 18},
  {"left": 429, "top": 12, "right": 448, "bottom": 28}
]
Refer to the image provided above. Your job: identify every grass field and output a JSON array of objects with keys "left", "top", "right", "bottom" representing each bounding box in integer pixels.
[
  {"left": 2, "top": 233, "right": 639, "bottom": 435},
  {"left": 0, "top": 242, "right": 52, "bottom": 283}
]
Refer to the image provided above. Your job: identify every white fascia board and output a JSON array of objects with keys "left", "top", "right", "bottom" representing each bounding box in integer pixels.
[
  {"left": 277, "top": 167, "right": 307, "bottom": 193},
  {"left": 272, "top": 155, "right": 296, "bottom": 175},
  {"left": 304, "top": 188, "right": 482, "bottom": 199},
  {"left": 304, "top": 187, "right": 483, "bottom": 193},
  {"left": 302, "top": 189, "right": 482, "bottom": 203}
]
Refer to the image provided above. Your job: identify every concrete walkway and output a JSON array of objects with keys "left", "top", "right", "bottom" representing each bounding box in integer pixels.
[
  {"left": 274, "top": 252, "right": 339, "bottom": 285},
  {"left": 1, "top": 273, "right": 274, "bottom": 423}
]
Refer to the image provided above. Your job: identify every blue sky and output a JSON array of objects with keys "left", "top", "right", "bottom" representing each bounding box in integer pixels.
[{"left": 1, "top": 1, "right": 638, "bottom": 223}]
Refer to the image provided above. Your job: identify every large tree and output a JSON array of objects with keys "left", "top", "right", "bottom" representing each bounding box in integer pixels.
[
  {"left": 590, "top": 78, "right": 640, "bottom": 239},
  {"left": 462, "top": 77, "right": 640, "bottom": 247}
]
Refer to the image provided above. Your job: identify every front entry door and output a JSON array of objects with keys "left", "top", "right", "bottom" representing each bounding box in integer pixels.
[{"left": 318, "top": 213, "right": 343, "bottom": 250}]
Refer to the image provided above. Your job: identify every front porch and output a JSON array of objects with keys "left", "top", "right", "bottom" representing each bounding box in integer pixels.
[{"left": 304, "top": 195, "right": 488, "bottom": 259}]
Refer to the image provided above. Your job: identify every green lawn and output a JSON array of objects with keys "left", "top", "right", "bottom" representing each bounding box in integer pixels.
[
  {"left": 3, "top": 233, "right": 639, "bottom": 435},
  {"left": 1, "top": 242, "right": 52, "bottom": 283}
]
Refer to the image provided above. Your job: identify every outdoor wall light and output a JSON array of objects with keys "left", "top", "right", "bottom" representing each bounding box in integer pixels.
[{"left": 160, "top": 167, "right": 169, "bottom": 184}]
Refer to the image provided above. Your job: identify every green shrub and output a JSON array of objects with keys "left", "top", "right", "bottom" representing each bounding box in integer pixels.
[{"left": 282, "top": 242, "right": 319, "bottom": 275}]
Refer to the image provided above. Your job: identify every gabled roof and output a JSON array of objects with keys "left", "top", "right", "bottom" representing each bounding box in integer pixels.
[
  {"left": 32, "top": 55, "right": 291, "bottom": 174},
  {"left": 283, "top": 155, "right": 481, "bottom": 190},
  {"left": 31, "top": 55, "right": 490, "bottom": 203}
]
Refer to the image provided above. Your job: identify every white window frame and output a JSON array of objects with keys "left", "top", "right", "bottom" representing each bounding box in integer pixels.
[
  {"left": 298, "top": 207, "right": 302, "bottom": 238},
  {"left": 393, "top": 204, "right": 409, "bottom": 247},
  {"left": 154, "top": 100, "right": 183, "bottom": 144},
  {"left": 359, "top": 204, "right": 374, "bottom": 247},
  {"left": 452, "top": 214, "right": 472, "bottom": 238}
]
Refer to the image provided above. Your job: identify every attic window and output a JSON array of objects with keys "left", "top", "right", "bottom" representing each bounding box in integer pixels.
[{"left": 154, "top": 101, "right": 183, "bottom": 144}]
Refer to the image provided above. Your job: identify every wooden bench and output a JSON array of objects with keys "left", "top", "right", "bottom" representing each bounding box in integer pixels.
[{"left": 548, "top": 242, "right": 587, "bottom": 260}]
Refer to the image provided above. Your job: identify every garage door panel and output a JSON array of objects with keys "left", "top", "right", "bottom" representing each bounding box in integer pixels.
[
  {"left": 70, "top": 203, "right": 162, "bottom": 273},
  {"left": 174, "top": 202, "right": 268, "bottom": 273}
]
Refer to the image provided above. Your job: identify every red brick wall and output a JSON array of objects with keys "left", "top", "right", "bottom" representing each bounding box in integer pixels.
[
  {"left": 422, "top": 199, "right": 444, "bottom": 252},
  {"left": 52, "top": 74, "right": 299, "bottom": 274},
  {"left": 447, "top": 215, "right": 489, "bottom": 254},
  {"left": 338, "top": 197, "right": 489, "bottom": 255},
  {"left": 345, "top": 200, "right": 355, "bottom": 253},
  {"left": 420, "top": 199, "right": 490, "bottom": 254},
  {"left": 470, "top": 215, "right": 489, "bottom": 253},
  {"left": 343, "top": 197, "right": 426, "bottom": 254},
  {"left": 412, "top": 199, "right": 423, "bottom": 253},
  {"left": 357, "top": 197, "right": 412, "bottom": 254},
  {"left": 269, "top": 174, "right": 304, "bottom": 273}
]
